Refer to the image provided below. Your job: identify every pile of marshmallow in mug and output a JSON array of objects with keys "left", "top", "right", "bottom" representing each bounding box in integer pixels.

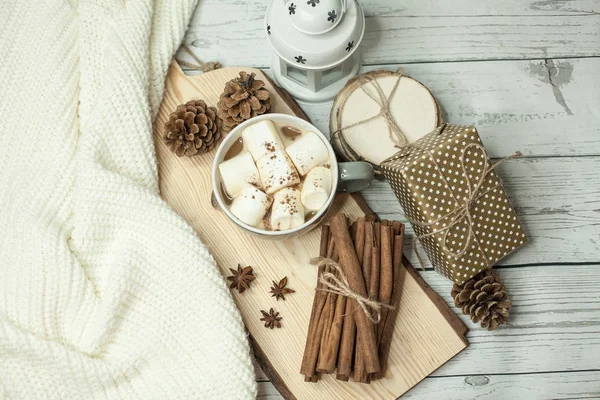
[{"left": 218, "top": 120, "right": 332, "bottom": 231}]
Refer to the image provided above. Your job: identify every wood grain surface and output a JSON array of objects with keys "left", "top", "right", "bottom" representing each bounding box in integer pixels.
[
  {"left": 178, "top": 0, "right": 600, "bottom": 398},
  {"left": 153, "top": 63, "right": 468, "bottom": 400},
  {"left": 183, "top": 0, "right": 600, "bottom": 66}
]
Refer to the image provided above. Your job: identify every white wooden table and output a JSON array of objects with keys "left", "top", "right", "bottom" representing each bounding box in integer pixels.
[{"left": 179, "top": 1, "right": 600, "bottom": 398}]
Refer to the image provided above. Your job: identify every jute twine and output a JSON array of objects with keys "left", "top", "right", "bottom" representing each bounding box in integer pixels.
[
  {"left": 175, "top": 44, "right": 221, "bottom": 72},
  {"left": 402, "top": 142, "right": 522, "bottom": 270},
  {"left": 310, "top": 257, "right": 394, "bottom": 324},
  {"left": 331, "top": 69, "right": 409, "bottom": 164}
]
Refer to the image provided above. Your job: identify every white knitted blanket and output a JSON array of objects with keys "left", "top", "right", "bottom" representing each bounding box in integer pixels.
[{"left": 0, "top": 1, "right": 256, "bottom": 398}]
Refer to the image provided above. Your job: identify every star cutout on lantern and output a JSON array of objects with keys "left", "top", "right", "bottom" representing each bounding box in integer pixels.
[
  {"left": 327, "top": 10, "right": 337, "bottom": 22},
  {"left": 288, "top": 3, "right": 296, "bottom": 14},
  {"left": 307, "top": 0, "right": 320, "bottom": 6},
  {"left": 295, "top": 55, "right": 306, "bottom": 64}
]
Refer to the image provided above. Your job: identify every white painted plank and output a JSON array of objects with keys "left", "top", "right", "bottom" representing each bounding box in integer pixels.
[
  {"left": 424, "top": 265, "right": 600, "bottom": 375},
  {"left": 296, "top": 58, "right": 600, "bottom": 158},
  {"left": 182, "top": 0, "right": 600, "bottom": 66},
  {"left": 257, "top": 370, "right": 600, "bottom": 399},
  {"left": 405, "top": 371, "right": 600, "bottom": 399},
  {"left": 183, "top": 58, "right": 600, "bottom": 158},
  {"left": 254, "top": 265, "right": 600, "bottom": 397},
  {"left": 357, "top": 156, "right": 600, "bottom": 267}
]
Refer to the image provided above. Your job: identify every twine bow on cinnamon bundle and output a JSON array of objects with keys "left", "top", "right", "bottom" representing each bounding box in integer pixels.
[{"left": 310, "top": 257, "right": 393, "bottom": 324}]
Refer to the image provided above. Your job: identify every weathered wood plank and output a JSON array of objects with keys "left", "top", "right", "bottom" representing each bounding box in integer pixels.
[
  {"left": 255, "top": 264, "right": 600, "bottom": 394},
  {"left": 182, "top": 0, "right": 600, "bottom": 66},
  {"left": 257, "top": 370, "right": 600, "bottom": 399},
  {"left": 424, "top": 265, "right": 600, "bottom": 375},
  {"left": 297, "top": 58, "right": 600, "bottom": 158},
  {"left": 359, "top": 156, "right": 600, "bottom": 267},
  {"left": 183, "top": 58, "right": 600, "bottom": 158}
]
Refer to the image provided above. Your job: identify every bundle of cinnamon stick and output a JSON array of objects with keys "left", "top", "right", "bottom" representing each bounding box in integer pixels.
[{"left": 300, "top": 213, "right": 405, "bottom": 383}]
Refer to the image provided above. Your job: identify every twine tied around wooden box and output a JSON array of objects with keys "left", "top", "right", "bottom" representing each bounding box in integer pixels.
[
  {"left": 311, "top": 257, "right": 394, "bottom": 324},
  {"left": 331, "top": 69, "right": 409, "bottom": 160},
  {"left": 402, "top": 142, "right": 522, "bottom": 270},
  {"left": 176, "top": 44, "right": 221, "bottom": 72}
]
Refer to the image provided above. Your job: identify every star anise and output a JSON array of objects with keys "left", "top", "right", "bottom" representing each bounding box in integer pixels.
[
  {"left": 227, "top": 264, "right": 255, "bottom": 293},
  {"left": 270, "top": 277, "right": 295, "bottom": 301},
  {"left": 260, "top": 308, "right": 282, "bottom": 329}
]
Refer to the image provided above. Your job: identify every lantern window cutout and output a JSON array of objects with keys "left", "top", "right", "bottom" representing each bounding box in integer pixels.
[
  {"left": 321, "top": 65, "right": 345, "bottom": 88},
  {"left": 266, "top": 0, "right": 365, "bottom": 103},
  {"left": 281, "top": 62, "right": 309, "bottom": 86}
]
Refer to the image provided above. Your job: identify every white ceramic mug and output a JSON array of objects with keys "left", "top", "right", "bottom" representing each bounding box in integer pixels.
[{"left": 211, "top": 113, "right": 373, "bottom": 240}]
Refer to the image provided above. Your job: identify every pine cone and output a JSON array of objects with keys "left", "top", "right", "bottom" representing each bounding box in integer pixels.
[
  {"left": 164, "top": 100, "right": 222, "bottom": 157},
  {"left": 217, "top": 71, "right": 271, "bottom": 132},
  {"left": 451, "top": 269, "right": 511, "bottom": 331}
]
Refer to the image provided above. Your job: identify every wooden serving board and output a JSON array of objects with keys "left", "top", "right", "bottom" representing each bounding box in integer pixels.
[{"left": 153, "top": 62, "right": 468, "bottom": 399}]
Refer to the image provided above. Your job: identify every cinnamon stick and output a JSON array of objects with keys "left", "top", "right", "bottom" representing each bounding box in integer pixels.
[
  {"left": 369, "top": 247, "right": 380, "bottom": 304},
  {"left": 365, "top": 214, "right": 378, "bottom": 223},
  {"left": 317, "top": 236, "right": 338, "bottom": 369},
  {"left": 317, "top": 276, "right": 346, "bottom": 373},
  {"left": 354, "top": 221, "right": 375, "bottom": 382},
  {"left": 355, "top": 217, "right": 366, "bottom": 265},
  {"left": 363, "top": 241, "right": 381, "bottom": 383},
  {"left": 392, "top": 220, "right": 402, "bottom": 235},
  {"left": 317, "top": 243, "right": 344, "bottom": 373},
  {"left": 329, "top": 214, "right": 380, "bottom": 375},
  {"left": 317, "top": 292, "right": 335, "bottom": 370},
  {"left": 362, "top": 222, "right": 373, "bottom": 281},
  {"left": 369, "top": 236, "right": 381, "bottom": 306},
  {"left": 376, "top": 224, "right": 393, "bottom": 344},
  {"left": 336, "top": 219, "right": 364, "bottom": 381},
  {"left": 300, "top": 225, "right": 331, "bottom": 379},
  {"left": 374, "top": 224, "right": 405, "bottom": 379}
]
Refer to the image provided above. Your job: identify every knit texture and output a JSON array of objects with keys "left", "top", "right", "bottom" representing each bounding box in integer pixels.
[{"left": 0, "top": 1, "right": 257, "bottom": 398}]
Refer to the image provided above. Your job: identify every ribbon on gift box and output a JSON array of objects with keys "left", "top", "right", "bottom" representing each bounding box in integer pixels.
[{"left": 397, "top": 140, "right": 522, "bottom": 270}]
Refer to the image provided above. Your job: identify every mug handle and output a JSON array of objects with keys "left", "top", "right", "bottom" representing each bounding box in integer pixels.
[{"left": 337, "top": 162, "right": 374, "bottom": 193}]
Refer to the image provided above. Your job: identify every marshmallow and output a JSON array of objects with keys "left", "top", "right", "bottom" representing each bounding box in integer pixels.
[
  {"left": 219, "top": 152, "right": 260, "bottom": 197},
  {"left": 256, "top": 149, "right": 301, "bottom": 195},
  {"left": 285, "top": 132, "right": 330, "bottom": 176},
  {"left": 230, "top": 185, "right": 272, "bottom": 227},
  {"left": 271, "top": 187, "right": 304, "bottom": 231},
  {"left": 301, "top": 166, "right": 332, "bottom": 212},
  {"left": 242, "top": 120, "right": 284, "bottom": 161}
]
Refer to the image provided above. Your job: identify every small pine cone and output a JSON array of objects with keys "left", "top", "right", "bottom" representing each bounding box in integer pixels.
[
  {"left": 164, "top": 100, "right": 222, "bottom": 157},
  {"left": 451, "top": 269, "right": 512, "bottom": 331},
  {"left": 217, "top": 71, "right": 271, "bottom": 132}
]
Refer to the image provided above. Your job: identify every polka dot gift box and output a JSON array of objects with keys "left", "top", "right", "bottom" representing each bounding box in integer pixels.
[{"left": 380, "top": 123, "right": 527, "bottom": 284}]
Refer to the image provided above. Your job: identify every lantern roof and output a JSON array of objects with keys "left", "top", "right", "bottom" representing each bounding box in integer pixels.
[{"left": 265, "top": 0, "right": 365, "bottom": 70}]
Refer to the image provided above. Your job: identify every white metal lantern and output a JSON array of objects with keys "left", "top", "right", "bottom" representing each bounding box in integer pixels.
[{"left": 265, "top": 0, "right": 365, "bottom": 103}]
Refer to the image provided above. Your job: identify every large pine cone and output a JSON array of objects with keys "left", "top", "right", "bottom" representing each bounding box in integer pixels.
[
  {"left": 217, "top": 71, "right": 271, "bottom": 132},
  {"left": 164, "top": 100, "right": 222, "bottom": 157},
  {"left": 451, "top": 269, "right": 512, "bottom": 331}
]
